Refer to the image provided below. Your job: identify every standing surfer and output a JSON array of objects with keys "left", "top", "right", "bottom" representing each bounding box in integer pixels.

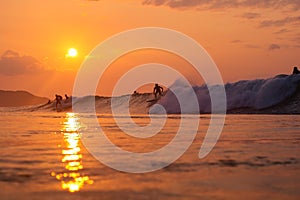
[
  {"left": 292, "top": 66, "right": 300, "bottom": 74},
  {"left": 153, "top": 83, "right": 164, "bottom": 99},
  {"left": 55, "top": 94, "right": 63, "bottom": 111}
]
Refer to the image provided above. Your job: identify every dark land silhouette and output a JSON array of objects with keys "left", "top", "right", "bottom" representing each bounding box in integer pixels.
[{"left": 0, "top": 90, "right": 49, "bottom": 107}]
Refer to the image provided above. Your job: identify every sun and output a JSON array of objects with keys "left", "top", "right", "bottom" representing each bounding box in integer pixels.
[{"left": 66, "top": 48, "right": 78, "bottom": 58}]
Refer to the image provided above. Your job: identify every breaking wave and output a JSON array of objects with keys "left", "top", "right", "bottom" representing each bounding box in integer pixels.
[
  {"left": 3, "top": 74, "right": 300, "bottom": 114},
  {"left": 155, "top": 74, "right": 300, "bottom": 113}
]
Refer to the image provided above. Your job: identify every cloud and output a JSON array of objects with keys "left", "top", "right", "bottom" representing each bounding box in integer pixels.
[
  {"left": 241, "top": 12, "right": 261, "bottom": 19},
  {"left": 143, "top": 0, "right": 166, "bottom": 6},
  {"left": 230, "top": 39, "right": 243, "bottom": 43},
  {"left": 290, "top": 35, "right": 300, "bottom": 45},
  {"left": 245, "top": 44, "right": 261, "bottom": 49},
  {"left": 142, "top": 0, "right": 300, "bottom": 10},
  {"left": 292, "top": 36, "right": 300, "bottom": 42},
  {"left": 273, "top": 28, "right": 289, "bottom": 34},
  {"left": 259, "top": 16, "right": 300, "bottom": 28},
  {"left": 268, "top": 44, "right": 280, "bottom": 51},
  {"left": 142, "top": 0, "right": 209, "bottom": 8},
  {"left": 0, "top": 50, "right": 43, "bottom": 76}
]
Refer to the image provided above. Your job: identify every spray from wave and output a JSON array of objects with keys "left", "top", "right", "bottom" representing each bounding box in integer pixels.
[{"left": 155, "top": 74, "right": 300, "bottom": 114}]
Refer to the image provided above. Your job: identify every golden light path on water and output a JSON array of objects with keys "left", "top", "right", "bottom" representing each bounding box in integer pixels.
[{"left": 51, "top": 113, "right": 93, "bottom": 193}]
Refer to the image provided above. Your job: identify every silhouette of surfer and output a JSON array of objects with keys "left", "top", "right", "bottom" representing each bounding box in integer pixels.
[
  {"left": 292, "top": 66, "right": 300, "bottom": 74},
  {"left": 153, "top": 83, "right": 163, "bottom": 99},
  {"left": 55, "top": 94, "right": 63, "bottom": 111}
]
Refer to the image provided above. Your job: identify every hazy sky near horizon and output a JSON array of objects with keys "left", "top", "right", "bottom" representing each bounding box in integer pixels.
[{"left": 0, "top": 0, "right": 299, "bottom": 97}]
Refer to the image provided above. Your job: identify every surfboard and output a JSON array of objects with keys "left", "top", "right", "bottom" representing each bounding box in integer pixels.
[
  {"left": 147, "top": 96, "right": 161, "bottom": 107},
  {"left": 146, "top": 99, "right": 158, "bottom": 103}
]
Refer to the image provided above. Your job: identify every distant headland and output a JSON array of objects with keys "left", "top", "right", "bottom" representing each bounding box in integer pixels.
[{"left": 0, "top": 90, "right": 49, "bottom": 107}]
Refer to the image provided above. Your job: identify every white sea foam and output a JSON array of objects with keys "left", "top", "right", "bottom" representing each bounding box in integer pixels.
[{"left": 155, "top": 74, "right": 300, "bottom": 113}]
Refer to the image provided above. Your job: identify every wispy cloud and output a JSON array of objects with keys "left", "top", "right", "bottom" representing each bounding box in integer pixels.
[
  {"left": 259, "top": 16, "right": 300, "bottom": 28},
  {"left": 142, "top": 0, "right": 300, "bottom": 10},
  {"left": 268, "top": 43, "right": 280, "bottom": 51},
  {"left": 245, "top": 44, "right": 261, "bottom": 49},
  {"left": 273, "top": 28, "right": 290, "bottom": 34},
  {"left": 0, "top": 50, "right": 44, "bottom": 76},
  {"left": 292, "top": 35, "right": 300, "bottom": 41},
  {"left": 230, "top": 40, "right": 243, "bottom": 43},
  {"left": 143, "top": 0, "right": 167, "bottom": 6},
  {"left": 241, "top": 12, "right": 261, "bottom": 19}
]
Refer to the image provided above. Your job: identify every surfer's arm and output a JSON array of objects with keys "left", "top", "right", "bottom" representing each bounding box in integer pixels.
[{"left": 160, "top": 86, "right": 164, "bottom": 93}]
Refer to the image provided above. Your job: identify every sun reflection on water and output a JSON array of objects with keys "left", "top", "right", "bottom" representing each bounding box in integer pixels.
[{"left": 51, "top": 112, "right": 93, "bottom": 193}]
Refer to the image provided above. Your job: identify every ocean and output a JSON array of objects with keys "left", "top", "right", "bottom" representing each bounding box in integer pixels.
[{"left": 0, "top": 111, "right": 299, "bottom": 199}]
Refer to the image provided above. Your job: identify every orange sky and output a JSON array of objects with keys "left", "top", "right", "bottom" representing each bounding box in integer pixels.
[{"left": 0, "top": 0, "right": 299, "bottom": 97}]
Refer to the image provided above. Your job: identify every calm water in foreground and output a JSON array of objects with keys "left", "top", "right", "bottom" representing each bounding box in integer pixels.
[{"left": 0, "top": 112, "right": 299, "bottom": 200}]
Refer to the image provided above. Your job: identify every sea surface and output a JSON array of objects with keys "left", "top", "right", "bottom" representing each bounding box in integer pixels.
[{"left": 0, "top": 111, "right": 299, "bottom": 200}]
